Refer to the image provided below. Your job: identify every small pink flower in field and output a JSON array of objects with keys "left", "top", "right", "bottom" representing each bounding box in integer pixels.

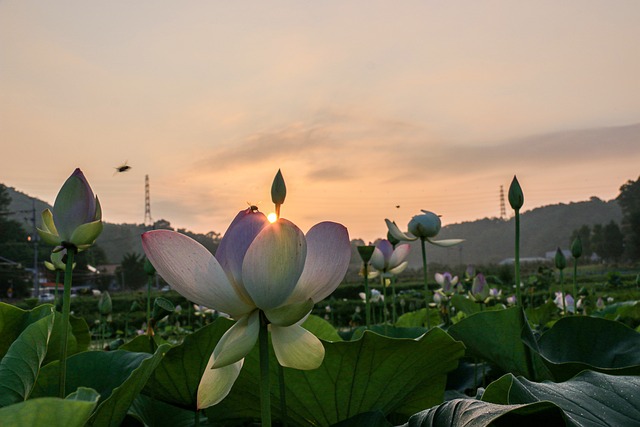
[
  {"left": 142, "top": 208, "right": 350, "bottom": 409},
  {"left": 370, "top": 239, "right": 410, "bottom": 275},
  {"left": 435, "top": 272, "right": 458, "bottom": 296},
  {"left": 470, "top": 273, "right": 490, "bottom": 302},
  {"left": 596, "top": 297, "right": 605, "bottom": 310},
  {"left": 506, "top": 295, "right": 517, "bottom": 306}
]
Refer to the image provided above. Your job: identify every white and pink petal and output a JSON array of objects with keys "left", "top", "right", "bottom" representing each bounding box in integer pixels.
[
  {"left": 142, "top": 230, "right": 253, "bottom": 317},
  {"left": 197, "top": 358, "right": 243, "bottom": 409},
  {"left": 271, "top": 323, "right": 325, "bottom": 370}
]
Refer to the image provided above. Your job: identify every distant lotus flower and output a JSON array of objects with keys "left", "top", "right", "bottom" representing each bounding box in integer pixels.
[
  {"left": 359, "top": 265, "right": 380, "bottom": 280},
  {"left": 193, "top": 304, "right": 215, "bottom": 317},
  {"left": 360, "top": 289, "right": 384, "bottom": 303},
  {"left": 596, "top": 297, "right": 605, "bottom": 310},
  {"left": 385, "top": 211, "right": 463, "bottom": 247},
  {"left": 554, "top": 292, "right": 575, "bottom": 314},
  {"left": 433, "top": 291, "right": 443, "bottom": 305},
  {"left": 142, "top": 209, "right": 350, "bottom": 409},
  {"left": 435, "top": 272, "right": 459, "bottom": 296},
  {"left": 370, "top": 240, "right": 410, "bottom": 275},
  {"left": 506, "top": 295, "right": 516, "bottom": 306},
  {"left": 37, "top": 168, "right": 102, "bottom": 252},
  {"left": 489, "top": 288, "right": 502, "bottom": 299},
  {"left": 470, "top": 273, "right": 490, "bottom": 302}
]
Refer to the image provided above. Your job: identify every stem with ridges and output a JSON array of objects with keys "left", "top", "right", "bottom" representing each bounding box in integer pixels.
[
  {"left": 363, "top": 264, "right": 371, "bottom": 328},
  {"left": 278, "top": 363, "right": 288, "bottom": 427},
  {"left": 59, "top": 246, "right": 76, "bottom": 398},
  {"left": 420, "top": 237, "right": 431, "bottom": 329},
  {"left": 259, "top": 312, "right": 272, "bottom": 427},
  {"left": 573, "top": 259, "right": 578, "bottom": 315},
  {"left": 514, "top": 209, "right": 522, "bottom": 307}
]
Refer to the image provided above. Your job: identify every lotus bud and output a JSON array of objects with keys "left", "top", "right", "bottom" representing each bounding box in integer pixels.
[
  {"left": 144, "top": 258, "right": 156, "bottom": 276},
  {"left": 571, "top": 237, "right": 582, "bottom": 259},
  {"left": 37, "top": 168, "right": 103, "bottom": 251},
  {"left": 596, "top": 297, "right": 605, "bottom": 310},
  {"left": 98, "top": 291, "right": 112, "bottom": 315},
  {"left": 508, "top": 175, "right": 524, "bottom": 210},
  {"left": 271, "top": 169, "right": 286, "bottom": 218},
  {"left": 407, "top": 211, "right": 441, "bottom": 238},
  {"left": 554, "top": 247, "right": 567, "bottom": 270},
  {"left": 471, "top": 273, "right": 490, "bottom": 301},
  {"left": 357, "top": 245, "right": 375, "bottom": 263}
]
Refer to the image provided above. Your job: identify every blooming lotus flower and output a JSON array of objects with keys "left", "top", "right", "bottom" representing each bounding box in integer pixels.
[
  {"left": 360, "top": 288, "right": 384, "bottom": 303},
  {"left": 489, "top": 288, "right": 502, "bottom": 300},
  {"left": 554, "top": 292, "right": 575, "bottom": 314},
  {"left": 506, "top": 295, "right": 517, "bottom": 306},
  {"left": 370, "top": 240, "right": 410, "bottom": 276},
  {"left": 435, "top": 272, "right": 459, "bottom": 296},
  {"left": 385, "top": 210, "right": 463, "bottom": 247},
  {"left": 37, "top": 168, "right": 102, "bottom": 252},
  {"left": 142, "top": 209, "right": 350, "bottom": 408}
]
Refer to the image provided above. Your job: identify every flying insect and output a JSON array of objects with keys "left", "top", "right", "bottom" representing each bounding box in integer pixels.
[{"left": 114, "top": 161, "right": 132, "bottom": 175}]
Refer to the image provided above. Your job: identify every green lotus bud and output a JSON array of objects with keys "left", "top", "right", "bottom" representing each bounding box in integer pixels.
[
  {"left": 554, "top": 247, "right": 566, "bottom": 270},
  {"left": 407, "top": 211, "right": 441, "bottom": 238},
  {"left": 357, "top": 245, "right": 375, "bottom": 263},
  {"left": 144, "top": 258, "right": 156, "bottom": 276},
  {"left": 571, "top": 237, "right": 582, "bottom": 259},
  {"left": 37, "top": 168, "right": 103, "bottom": 251},
  {"left": 98, "top": 291, "right": 112, "bottom": 315},
  {"left": 508, "top": 175, "right": 524, "bottom": 210},
  {"left": 271, "top": 169, "right": 286, "bottom": 205}
]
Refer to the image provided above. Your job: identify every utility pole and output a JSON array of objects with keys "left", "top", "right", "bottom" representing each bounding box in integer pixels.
[{"left": 144, "top": 175, "right": 152, "bottom": 227}]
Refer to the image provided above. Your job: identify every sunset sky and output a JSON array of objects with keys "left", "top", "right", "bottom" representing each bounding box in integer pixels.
[{"left": 2, "top": 1, "right": 640, "bottom": 243}]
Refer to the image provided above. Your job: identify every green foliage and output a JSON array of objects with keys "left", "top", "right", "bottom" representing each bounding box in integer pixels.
[{"left": 617, "top": 176, "right": 640, "bottom": 261}]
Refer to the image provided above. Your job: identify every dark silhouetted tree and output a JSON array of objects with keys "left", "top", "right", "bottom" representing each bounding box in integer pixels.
[{"left": 617, "top": 177, "right": 640, "bottom": 261}]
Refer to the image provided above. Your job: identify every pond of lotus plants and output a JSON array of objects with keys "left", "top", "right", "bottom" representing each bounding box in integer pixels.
[{"left": 0, "top": 170, "right": 639, "bottom": 427}]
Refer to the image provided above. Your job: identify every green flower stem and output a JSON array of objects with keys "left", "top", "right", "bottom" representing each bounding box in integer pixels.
[
  {"left": 363, "top": 264, "right": 371, "bottom": 328},
  {"left": 259, "top": 312, "right": 272, "bottom": 427},
  {"left": 559, "top": 270, "right": 566, "bottom": 315},
  {"left": 573, "top": 259, "right": 578, "bottom": 315},
  {"left": 514, "top": 209, "right": 522, "bottom": 307},
  {"left": 278, "top": 363, "right": 288, "bottom": 427},
  {"left": 420, "top": 237, "right": 431, "bottom": 329},
  {"left": 380, "top": 276, "right": 388, "bottom": 324},
  {"left": 194, "top": 410, "right": 200, "bottom": 427},
  {"left": 54, "top": 271, "right": 60, "bottom": 306},
  {"left": 146, "top": 275, "right": 153, "bottom": 332},
  {"left": 391, "top": 276, "right": 398, "bottom": 324},
  {"left": 59, "top": 246, "right": 77, "bottom": 398}
]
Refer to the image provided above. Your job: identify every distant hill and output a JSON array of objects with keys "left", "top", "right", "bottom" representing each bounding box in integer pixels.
[{"left": 3, "top": 185, "right": 623, "bottom": 266}]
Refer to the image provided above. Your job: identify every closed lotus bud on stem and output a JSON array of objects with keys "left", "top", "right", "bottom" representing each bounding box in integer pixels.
[
  {"left": 555, "top": 247, "right": 567, "bottom": 270},
  {"left": 571, "top": 237, "right": 582, "bottom": 259},
  {"left": 508, "top": 175, "right": 524, "bottom": 210},
  {"left": 98, "top": 291, "right": 112, "bottom": 315},
  {"left": 144, "top": 258, "right": 156, "bottom": 276},
  {"left": 271, "top": 169, "right": 286, "bottom": 218}
]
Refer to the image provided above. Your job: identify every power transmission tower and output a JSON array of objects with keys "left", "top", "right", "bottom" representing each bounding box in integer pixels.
[
  {"left": 499, "top": 185, "right": 506, "bottom": 220},
  {"left": 144, "top": 175, "right": 153, "bottom": 226}
]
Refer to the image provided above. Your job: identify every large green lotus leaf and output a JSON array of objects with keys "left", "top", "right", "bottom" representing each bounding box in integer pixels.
[
  {"left": 591, "top": 300, "right": 640, "bottom": 321},
  {"left": 0, "top": 303, "right": 90, "bottom": 363},
  {"left": 395, "top": 308, "right": 442, "bottom": 328},
  {"left": 127, "top": 394, "right": 208, "bottom": 427},
  {"left": 352, "top": 325, "right": 428, "bottom": 339},
  {"left": 0, "top": 303, "right": 54, "bottom": 358},
  {"left": 0, "top": 310, "right": 54, "bottom": 406},
  {"left": 0, "top": 387, "right": 100, "bottom": 427},
  {"left": 524, "top": 300, "right": 557, "bottom": 329},
  {"left": 32, "top": 345, "right": 169, "bottom": 426},
  {"left": 397, "top": 398, "right": 564, "bottom": 427},
  {"left": 302, "top": 314, "right": 343, "bottom": 342},
  {"left": 142, "top": 317, "right": 234, "bottom": 410},
  {"left": 206, "top": 327, "right": 465, "bottom": 426},
  {"left": 482, "top": 371, "right": 640, "bottom": 426},
  {"left": 330, "top": 410, "right": 392, "bottom": 427},
  {"left": 447, "top": 306, "right": 551, "bottom": 381},
  {"left": 120, "top": 333, "right": 170, "bottom": 354},
  {"left": 536, "top": 315, "right": 640, "bottom": 381},
  {"left": 44, "top": 313, "right": 91, "bottom": 365}
]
